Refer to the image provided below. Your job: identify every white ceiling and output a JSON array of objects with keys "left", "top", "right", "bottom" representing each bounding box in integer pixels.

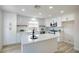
[{"left": 0, "top": 5, "right": 78, "bottom": 18}]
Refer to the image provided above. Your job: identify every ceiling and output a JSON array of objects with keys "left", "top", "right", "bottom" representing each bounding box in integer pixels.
[{"left": 0, "top": 5, "right": 78, "bottom": 18}]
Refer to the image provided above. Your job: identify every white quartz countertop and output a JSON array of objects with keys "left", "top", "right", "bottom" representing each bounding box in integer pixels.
[{"left": 21, "top": 33, "right": 60, "bottom": 45}]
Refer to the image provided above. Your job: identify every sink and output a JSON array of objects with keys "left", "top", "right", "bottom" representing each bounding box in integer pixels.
[{"left": 31, "top": 36, "right": 38, "bottom": 40}]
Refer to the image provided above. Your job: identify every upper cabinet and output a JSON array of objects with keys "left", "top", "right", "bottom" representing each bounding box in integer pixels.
[
  {"left": 61, "top": 14, "right": 75, "bottom": 22},
  {"left": 45, "top": 17, "right": 62, "bottom": 27},
  {"left": 45, "top": 14, "right": 75, "bottom": 27}
]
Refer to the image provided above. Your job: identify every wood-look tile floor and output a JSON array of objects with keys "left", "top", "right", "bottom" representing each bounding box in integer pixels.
[
  {"left": 56, "top": 42, "right": 79, "bottom": 53},
  {"left": 2, "top": 44, "right": 21, "bottom": 53},
  {"left": 55, "top": 42, "right": 75, "bottom": 53},
  {"left": 0, "top": 42, "right": 79, "bottom": 53}
]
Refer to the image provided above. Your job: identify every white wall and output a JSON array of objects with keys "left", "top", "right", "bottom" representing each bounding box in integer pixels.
[
  {"left": 74, "top": 12, "right": 79, "bottom": 51},
  {"left": 3, "top": 12, "right": 17, "bottom": 45},
  {"left": 62, "top": 21, "right": 74, "bottom": 44},
  {"left": 61, "top": 14, "right": 75, "bottom": 44},
  {"left": 0, "top": 10, "right": 3, "bottom": 50}
]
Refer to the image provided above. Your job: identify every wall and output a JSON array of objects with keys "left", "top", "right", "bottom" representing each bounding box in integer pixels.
[
  {"left": 0, "top": 10, "right": 3, "bottom": 50},
  {"left": 61, "top": 14, "right": 75, "bottom": 44},
  {"left": 59, "top": 12, "right": 79, "bottom": 50},
  {"left": 62, "top": 21, "right": 74, "bottom": 44},
  {"left": 3, "top": 12, "right": 17, "bottom": 45},
  {"left": 74, "top": 12, "right": 79, "bottom": 51}
]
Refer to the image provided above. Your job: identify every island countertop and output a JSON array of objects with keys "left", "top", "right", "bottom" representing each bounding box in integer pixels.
[{"left": 21, "top": 33, "right": 60, "bottom": 45}]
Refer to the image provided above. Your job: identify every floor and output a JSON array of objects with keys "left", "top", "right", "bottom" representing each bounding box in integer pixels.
[
  {"left": 2, "top": 44, "right": 21, "bottom": 53},
  {"left": 0, "top": 42, "right": 78, "bottom": 53},
  {"left": 56, "top": 42, "right": 75, "bottom": 53},
  {"left": 57, "top": 42, "right": 79, "bottom": 53}
]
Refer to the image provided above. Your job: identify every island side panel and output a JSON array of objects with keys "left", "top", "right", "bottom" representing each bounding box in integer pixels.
[{"left": 22, "top": 38, "right": 57, "bottom": 53}]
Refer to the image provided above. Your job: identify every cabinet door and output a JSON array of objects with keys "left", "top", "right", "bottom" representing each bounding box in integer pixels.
[{"left": 16, "top": 33, "right": 21, "bottom": 43}]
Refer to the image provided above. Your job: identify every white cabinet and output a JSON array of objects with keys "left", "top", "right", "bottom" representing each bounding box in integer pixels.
[
  {"left": 3, "top": 12, "right": 17, "bottom": 45},
  {"left": 45, "top": 18, "right": 62, "bottom": 27},
  {"left": 16, "top": 33, "right": 21, "bottom": 43},
  {"left": 62, "top": 14, "right": 75, "bottom": 22},
  {"left": 45, "top": 19, "right": 51, "bottom": 27}
]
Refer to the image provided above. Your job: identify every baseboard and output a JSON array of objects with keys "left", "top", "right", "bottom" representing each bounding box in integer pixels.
[{"left": 74, "top": 47, "right": 79, "bottom": 51}]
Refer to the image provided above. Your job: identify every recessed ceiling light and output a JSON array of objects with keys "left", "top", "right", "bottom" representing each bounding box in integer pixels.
[
  {"left": 21, "top": 9, "right": 25, "bottom": 11},
  {"left": 39, "top": 12, "right": 42, "bottom": 15},
  {"left": 49, "top": 6, "right": 53, "bottom": 9},
  {"left": 60, "top": 10, "right": 64, "bottom": 14},
  {"left": 32, "top": 18, "right": 36, "bottom": 21}
]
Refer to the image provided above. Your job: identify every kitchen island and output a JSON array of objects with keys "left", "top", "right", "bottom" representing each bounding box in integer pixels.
[{"left": 21, "top": 33, "right": 59, "bottom": 53}]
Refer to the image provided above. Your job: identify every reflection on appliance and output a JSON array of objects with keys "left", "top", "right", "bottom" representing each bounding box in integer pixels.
[
  {"left": 20, "top": 29, "right": 24, "bottom": 32},
  {"left": 50, "top": 22, "right": 57, "bottom": 27},
  {"left": 39, "top": 25, "right": 46, "bottom": 34},
  {"left": 49, "top": 28, "right": 61, "bottom": 34},
  {"left": 50, "top": 29, "right": 57, "bottom": 34},
  {"left": 40, "top": 28, "right": 45, "bottom": 34},
  {"left": 49, "top": 21, "right": 61, "bottom": 34}
]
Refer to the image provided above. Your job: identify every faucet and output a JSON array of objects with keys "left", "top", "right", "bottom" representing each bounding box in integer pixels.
[{"left": 31, "top": 29, "right": 38, "bottom": 39}]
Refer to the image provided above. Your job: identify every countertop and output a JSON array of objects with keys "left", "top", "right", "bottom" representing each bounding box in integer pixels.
[{"left": 21, "top": 33, "right": 60, "bottom": 45}]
